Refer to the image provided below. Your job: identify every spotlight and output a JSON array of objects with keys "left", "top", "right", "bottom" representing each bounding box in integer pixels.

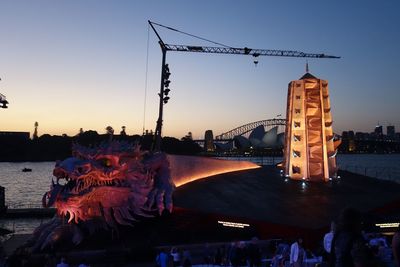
[
  {"left": 164, "top": 64, "right": 170, "bottom": 73},
  {"left": 1, "top": 101, "right": 8, "bottom": 109},
  {"left": 0, "top": 93, "right": 8, "bottom": 109}
]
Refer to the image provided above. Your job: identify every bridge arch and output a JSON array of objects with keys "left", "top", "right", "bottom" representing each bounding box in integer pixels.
[{"left": 215, "top": 118, "right": 286, "bottom": 140}]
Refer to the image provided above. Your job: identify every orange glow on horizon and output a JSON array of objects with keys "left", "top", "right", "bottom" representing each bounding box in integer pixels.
[{"left": 167, "top": 155, "right": 260, "bottom": 187}]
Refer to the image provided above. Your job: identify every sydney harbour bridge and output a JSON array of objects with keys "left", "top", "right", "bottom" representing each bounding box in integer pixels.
[
  {"left": 194, "top": 118, "right": 287, "bottom": 148},
  {"left": 215, "top": 118, "right": 286, "bottom": 141}
]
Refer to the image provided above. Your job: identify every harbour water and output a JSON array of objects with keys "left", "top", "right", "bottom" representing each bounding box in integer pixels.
[
  {"left": 0, "top": 162, "right": 54, "bottom": 209},
  {"left": 1, "top": 155, "right": 400, "bottom": 209},
  {"left": 218, "top": 154, "right": 400, "bottom": 183},
  {"left": 336, "top": 154, "right": 400, "bottom": 183},
  {"left": 0, "top": 154, "right": 399, "bottom": 234},
  {"left": 0, "top": 162, "right": 54, "bottom": 234}
]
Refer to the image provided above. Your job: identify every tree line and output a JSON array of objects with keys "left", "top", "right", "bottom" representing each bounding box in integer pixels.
[{"left": 0, "top": 130, "right": 202, "bottom": 162}]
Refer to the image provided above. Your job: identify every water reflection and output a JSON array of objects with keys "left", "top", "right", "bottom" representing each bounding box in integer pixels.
[{"left": 0, "top": 162, "right": 55, "bottom": 208}]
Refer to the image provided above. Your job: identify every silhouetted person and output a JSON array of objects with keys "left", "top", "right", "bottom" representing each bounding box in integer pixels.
[
  {"left": 182, "top": 248, "right": 192, "bottom": 267},
  {"left": 214, "top": 246, "right": 223, "bottom": 266},
  {"left": 203, "top": 243, "right": 212, "bottom": 265},
  {"left": 247, "top": 237, "right": 262, "bottom": 267},
  {"left": 170, "top": 247, "right": 181, "bottom": 267},
  {"left": 330, "top": 208, "right": 372, "bottom": 267},
  {"left": 324, "top": 221, "right": 336, "bottom": 261},
  {"left": 156, "top": 249, "right": 169, "bottom": 267},
  {"left": 56, "top": 257, "right": 70, "bottom": 267},
  {"left": 393, "top": 225, "right": 400, "bottom": 267},
  {"left": 290, "top": 237, "right": 305, "bottom": 267}
]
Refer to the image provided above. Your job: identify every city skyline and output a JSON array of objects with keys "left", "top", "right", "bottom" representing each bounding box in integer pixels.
[{"left": 1, "top": 1, "right": 399, "bottom": 139}]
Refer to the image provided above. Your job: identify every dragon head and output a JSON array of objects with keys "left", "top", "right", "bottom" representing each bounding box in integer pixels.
[{"left": 43, "top": 141, "right": 173, "bottom": 226}]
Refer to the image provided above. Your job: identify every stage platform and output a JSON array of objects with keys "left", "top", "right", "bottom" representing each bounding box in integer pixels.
[{"left": 173, "top": 166, "right": 400, "bottom": 235}]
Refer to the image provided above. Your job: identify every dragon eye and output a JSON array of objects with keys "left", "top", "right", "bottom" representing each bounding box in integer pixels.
[
  {"left": 95, "top": 156, "right": 119, "bottom": 168},
  {"left": 103, "top": 158, "right": 111, "bottom": 167}
]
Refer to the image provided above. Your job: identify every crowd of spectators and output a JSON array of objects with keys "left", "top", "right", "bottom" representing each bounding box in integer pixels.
[
  {"left": 153, "top": 209, "right": 400, "bottom": 267},
  {"left": 1, "top": 207, "right": 399, "bottom": 267},
  {"left": 156, "top": 237, "right": 263, "bottom": 267}
]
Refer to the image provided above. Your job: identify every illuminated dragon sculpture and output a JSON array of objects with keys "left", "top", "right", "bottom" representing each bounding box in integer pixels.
[
  {"left": 31, "top": 142, "right": 173, "bottom": 251},
  {"left": 29, "top": 141, "right": 258, "bottom": 251}
]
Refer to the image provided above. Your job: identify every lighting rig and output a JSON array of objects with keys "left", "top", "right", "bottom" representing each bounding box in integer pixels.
[
  {"left": 0, "top": 79, "right": 8, "bottom": 109},
  {"left": 0, "top": 93, "right": 8, "bottom": 109}
]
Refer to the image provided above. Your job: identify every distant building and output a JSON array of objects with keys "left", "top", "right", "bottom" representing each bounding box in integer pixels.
[
  {"left": 204, "top": 130, "right": 215, "bottom": 152},
  {"left": 396, "top": 133, "right": 400, "bottom": 141},
  {"left": 374, "top": 125, "right": 383, "bottom": 139},
  {"left": 341, "top": 131, "right": 349, "bottom": 140},
  {"left": 0, "top": 131, "right": 30, "bottom": 141},
  {"left": 282, "top": 71, "right": 340, "bottom": 182},
  {"left": 348, "top": 131, "right": 355, "bottom": 140},
  {"left": 355, "top": 132, "right": 365, "bottom": 140},
  {"left": 387, "top": 125, "right": 395, "bottom": 139}
]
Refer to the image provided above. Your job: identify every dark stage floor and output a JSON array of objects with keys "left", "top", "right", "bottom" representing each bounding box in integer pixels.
[{"left": 173, "top": 166, "right": 400, "bottom": 230}]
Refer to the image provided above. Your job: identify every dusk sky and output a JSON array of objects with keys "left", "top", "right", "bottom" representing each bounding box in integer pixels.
[{"left": 0, "top": 1, "right": 399, "bottom": 139}]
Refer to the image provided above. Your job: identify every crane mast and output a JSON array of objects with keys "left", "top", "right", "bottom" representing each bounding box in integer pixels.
[{"left": 148, "top": 20, "right": 340, "bottom": 151}]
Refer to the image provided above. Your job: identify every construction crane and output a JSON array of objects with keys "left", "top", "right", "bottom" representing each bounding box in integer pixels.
[{"left": 148, "top": 20, "right": 340, "bottom": 151}]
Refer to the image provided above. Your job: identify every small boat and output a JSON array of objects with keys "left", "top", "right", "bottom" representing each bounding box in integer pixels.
[{"left": 22, "top": 168, "right": 32, "bottom": 172}]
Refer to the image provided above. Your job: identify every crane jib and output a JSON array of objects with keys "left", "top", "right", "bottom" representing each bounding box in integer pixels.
[{"left": 164, "top": 44, "right": 340, "bottom": 59}]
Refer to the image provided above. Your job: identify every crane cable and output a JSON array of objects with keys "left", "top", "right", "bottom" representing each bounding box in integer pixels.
[
  {"left": 142, "top": 23, "right": 150, "bottom": 135},
  {"left": 150, "top": 21, "right": 232, "bottom": 48}
]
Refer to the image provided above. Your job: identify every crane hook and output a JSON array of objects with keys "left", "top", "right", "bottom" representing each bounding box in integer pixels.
[{"left": 253, "top": 53, "right": 260, "bottom": 67}]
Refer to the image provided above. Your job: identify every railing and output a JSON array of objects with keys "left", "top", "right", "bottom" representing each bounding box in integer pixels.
[
  {"left": 214, "top": 156, "right": 283, "bottom": 166},
  {"left": 5, "top": 203, "right": 44, "bottom": 209},
  {"left": 339, "top": 165, "right": 400, "bottom": 183}
]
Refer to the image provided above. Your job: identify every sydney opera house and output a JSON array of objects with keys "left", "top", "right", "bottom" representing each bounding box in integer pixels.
[
  {"left": 214, "top": 126, "right": 284, "bottom": 151},
  {"left": 234, "top": 125, "right": 284, "bottom": 150}
]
